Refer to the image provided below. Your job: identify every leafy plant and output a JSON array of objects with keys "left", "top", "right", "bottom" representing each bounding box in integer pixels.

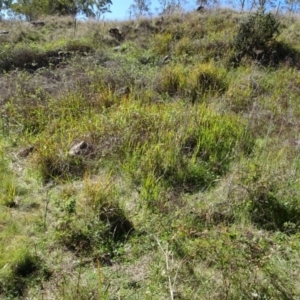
[{"left": 232, "top": 10, "right": 280, "bottom": 65}]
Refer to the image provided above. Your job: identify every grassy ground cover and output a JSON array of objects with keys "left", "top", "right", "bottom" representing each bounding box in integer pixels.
[{"left": 0, "top": 8, "right": 300, "bottom": 299}]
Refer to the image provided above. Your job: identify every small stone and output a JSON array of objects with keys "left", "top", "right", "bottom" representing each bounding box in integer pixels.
[
  {"left": 31, "top": 21, "right": 45, "bottom": 27},
  {"left": 109, "top": 28, "right": 123, "bottom": 41},
  {"left": 162, "top": 55, "right": 171, "bottom": 63},
  {"left": 196, "top": 6, "right": 205, "bottom": 12},
  {"left": 69, "top": 141, "right": 93, "bottom": 156},
  {"left": 116, "top": 86, "right": 130, "bottom": 97}
]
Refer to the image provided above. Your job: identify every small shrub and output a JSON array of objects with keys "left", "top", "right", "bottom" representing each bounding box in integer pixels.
[
  {"left": 84, "top": 175, "right": 134, "bottom": 242},
  {"left": 0, "top": 147, "right": 18, "bottom": 207},
  {"left": 226, "top": 72, "right": 263, "bottom": 112},
  {"left": 0, "top": 182, "right": 16, "bottom": 208},
  {"left": 232, "top": 10, "right": 280, "bottom": 65},
  {"left": 16, "top": 29, "right": 44, "bottom": 43},
  {"left": 174, "top": 36, "right": 194, "bottom": 56},
  {"left": 5, "top": 96, "right": 48, "bottom": 135}
]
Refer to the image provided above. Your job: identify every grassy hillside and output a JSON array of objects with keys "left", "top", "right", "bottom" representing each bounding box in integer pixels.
[{"left": 0, "top": 9, "right": 300, "bottom": 299}]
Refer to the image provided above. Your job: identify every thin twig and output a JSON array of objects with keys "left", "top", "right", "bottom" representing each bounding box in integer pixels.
[
  {"left": 43, "top": 190, "right": 50, "bottom": 230},
  {"left": 155, "top": 236, "right": 174, "bottom": 300}
]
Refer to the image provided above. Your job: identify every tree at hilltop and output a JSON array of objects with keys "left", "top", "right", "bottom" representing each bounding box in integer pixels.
[
  {"left": 128, "top": 0, "right": 152, "bottom": 18},
  {"left": 9, "top": 0, "right": 112, "bottom": 20}
]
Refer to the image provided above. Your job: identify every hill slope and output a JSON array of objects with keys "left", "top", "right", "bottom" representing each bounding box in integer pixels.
[{"left": 0, "top": 9, "right": 300, "bottom": 299}]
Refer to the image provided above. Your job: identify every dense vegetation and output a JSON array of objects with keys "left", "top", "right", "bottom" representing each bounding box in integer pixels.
[
  {"left": 1, "top": 0, "right": 113, "bottom": 20},
  {"left": 0, "top": 8, "right": 300, "bottom": 299}
]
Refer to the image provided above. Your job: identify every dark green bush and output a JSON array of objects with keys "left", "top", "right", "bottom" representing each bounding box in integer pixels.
[{"left": 232, "top": 10, "right": 280, "bottom": 65}]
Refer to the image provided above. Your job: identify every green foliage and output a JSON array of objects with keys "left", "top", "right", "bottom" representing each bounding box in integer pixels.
[
  {"left": 1, "top": 9, "right": 300, "bottom": 300},
  {"left": 0, "top": 237, "right": 45, "bottom": 298},
  {"left": 151, "top": 33, "right": 173, "bottom": 55},
  {"left": 232, "top": 10, "right": 280, "bottom": 65},
  {"left": 55, "top": 175, "right": 134, "bottom": 259},
  {"left": 0, "top": 39, "right": 94, "bottom": 73},
  {"left": 156, "top": 62, "right": 228, "bottom": 101},
  {"left": 122, "top": 104, "right": 252, "bottom": 196},
  {"left": 9, "top": 0, "right": 112, "bottom": 19},
  {"left": 11, "top": 0, "right": 49, "bottom": 21},
  {"left": 0, "top": 143, "right": 18, "bottom": 208},
  {"left": 241, "top": 162, "right": 300, "bottom": 232}
]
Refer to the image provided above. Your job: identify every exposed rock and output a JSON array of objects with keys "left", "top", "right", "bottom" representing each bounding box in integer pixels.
[
  {"left": 140, "top": 56, "right": 151, "bottom": 64},
  {"left": 31, "top": 21, "right": 45, "bottom": 27},
  {"left": 0, "top": 31, "right": 9, "bottom": 35},
  {"left": 113, "top": 45, "right": 127, "bottom": 52},
  {"left": 196, "top": 6, "right": 205, "bottom": 12},
  {"left": 99, "top": 254, "right": 113, "bottom": 266},
  {"left": 109, "top": 28, "right": 123, "bottom": 41},
  {"left": 162, "top": 55, "right": 171, "bottom": 64},
  {"left": 116, "top": 86, "right": 130, "bottom": 97},
  {"left": 58, "top": 50, "right": 73, "bottom": 58},
  {"left": 155, "top": 16, "right": 164, "bottom": 26},
  {"left": 69, "top": 141, "right": 94, "bottom": 156}
]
